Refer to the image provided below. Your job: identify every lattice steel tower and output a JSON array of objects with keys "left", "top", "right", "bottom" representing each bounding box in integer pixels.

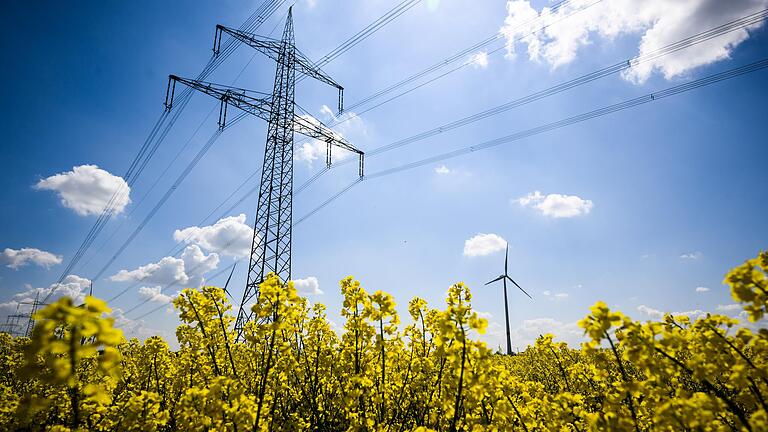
[{"left": 164, "top": 8, "right": 363, "bottom": 339}]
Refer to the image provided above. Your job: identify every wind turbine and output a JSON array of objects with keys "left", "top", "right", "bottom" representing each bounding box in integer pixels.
[{"left": 485, "top": 244, "right": 531, "bottom": 355}]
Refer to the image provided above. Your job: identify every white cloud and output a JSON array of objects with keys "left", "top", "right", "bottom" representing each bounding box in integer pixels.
[
  {"left": 636, "top": 305, "right": 662, "bottom": 318},
  {"left": 174, "top": 214, "right": 253, "bottom": 258},
  {"left": 293, "top": 276, "right": 323, "bottom": 295},
  {"left": 476, "top": 310, "right": 494, "bottom": 320},
  {"left": 180, "top": 245, "right": 220, "bottom": 287},
  {"left": 138, "top": 286, "right": 174, "bottom": 304},
  {"left": 637, "top": 304, "right": 706, "bottom": 320},
  {"left": 516, "top": 190, "right": 593, "bottom": 218},
  {"left": 500, "top": 0, "right": 768, "bottom": 83},
  {"left": 542, "top": 290, "right": 569, "bottom": 301},
  {"left": 470, "top": 51, "right": 490, "bottom": 68},
  {"left": 0, "top": 275, "right": 91, "bottom": 314},
  {"left": 717, "top": 304, "right": 742, "bottom": 312},
  {"left": 463, "top": 233, "right": 507, "bottom": 257},
  {"left": 111, "top": 256, "right": 186, "bottom": 286},
  {"left": 514, "top": 318, "right": 584, "bottom": 346},
  {"left": 110, "top": 245, "right": 219, "bottom": 289},
  {"left": 34, "top": 165, "right": 130, "bottom": 216},
  {"left": 295, "top": 105, "right": 368, "bottom": 166},
  {"left": 695, "top": 286, "right": 710, "bottom": 293},
  {"left": 110, "top": 307, "right": 175, "bottom": 342},
  {"left": 680, "top": 251, "right": 703, "bottom": 260},
  {"left": 1, "top": 247, "right": 62, "bottom": 270},
  {"left": 435, "top": 165, "right": 451, "bottom": 175}
]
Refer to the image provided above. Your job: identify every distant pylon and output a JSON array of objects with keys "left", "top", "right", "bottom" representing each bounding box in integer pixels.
[
  {"left": 23, "top": 291, "right": 43, "bottom": 337},
  {"left": 164, "top": 8, "right": 363, "bottom": 340}
]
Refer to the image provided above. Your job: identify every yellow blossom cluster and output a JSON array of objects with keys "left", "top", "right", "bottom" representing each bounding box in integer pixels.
[{"left": 0, "top": 251, "right": 766, "bottom": 431}]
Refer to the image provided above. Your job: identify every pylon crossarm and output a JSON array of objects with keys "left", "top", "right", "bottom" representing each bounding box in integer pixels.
[
  {"left": 217, "top": 24, "right": 345, "bottom": 112},
  {"left": 292, "top": 47, "right": 344, "bottom": 93},
  {"left": 215, "top": 25, "right": 282, "bottom": 60},
  {"left": 166, "top": 75, "right": 274, "bottom": 123},
  {"left": 293, "top": 113, "right": 362, "bottom": 156}
]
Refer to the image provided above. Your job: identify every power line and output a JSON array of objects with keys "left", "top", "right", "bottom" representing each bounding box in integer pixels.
[
  {"left": 366, "top": 8, "right": 768, "bottom": 157},
  {"left": 291, "top": 8, "right": 768, "bottom": 194},
  {"left": 105, "top": 0, "right": 424, "bottom": 312},
  {"left": 120, "top": 5, "right": 766, "bottom": 260},
  {"left": 293, "top": 58, "right": 768, "bottom": 226},
  {"left": 77, "top": 105, "right": 218, "bottom": 272},
  {"left": 125, "top": 243, "right": 246, "bottom": 319},
  {"left": 288, "top": 0, "right": 604, "bottom": 163},
  {"left": 157, "top": 1, "right": 599, "bottom": 250},
  {"left": 77, "top": 45, "right": 269, "bottom": 273},
  {"left": 308, "top": 0, "right": 423, "bottom": 70},
  {"left": 123, "top": 258, "right": 242, "bottom": 318},
  {"left": 122, "top": 0, "right": 422, "bottom": 321},
  {"left": 161, "top": 6, "right": 767, "bottom": 257},
  {"left": 102, "top": 112, "right": 250, "bottom": 304},
  {"left": 91, "top": 127, "right": 226, "bottom": 282},
  {"left": 345, "top": 0, "right": 582, "bottom": 111},
  {"left": 40, "top": 0, "right": 285, "bottom": 308}
]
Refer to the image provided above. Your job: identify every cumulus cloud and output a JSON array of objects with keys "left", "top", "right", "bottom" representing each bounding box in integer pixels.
[
  {"left": 636, "top": 305, "right": 662, "bottom": 318},
  {"left": 174, "top": 214, "right": 253, "bottom": 258},
  {"left": 637, "top": 304, "right": 706, "bottom": 320},
  {"left": 138, "top": 286, "right": 174, "bottom": 304},
  {"left": 500, "top": 0, "right": 768, "bottom": 83},
  {"left": 695, "top": 286, "right": 711, "bottom": 293},
  {"left": 110, "top": 245, "right": 219, "bottom": 289},
  {"left": 34, "top": 165, "right": 130, "bottom": 216},
  {"left": 111, "top": 256, "right": 186, "bottom": 286},
  {"left": 542, "top": 290, "right": 569, "bottom": 301},
  {"left": 516, "top": 191, "right": 593, "bottom": 218},
  {"left": 680, "top": 251, "right": 703, "bottom": 260},
  {"left": 110, "top": 307, "right": 175, "bottom": 341},
  {"left": 476, "top": 310, "right": 494, "bottom": 320},
  {"left": 294, "top": 276, "right": 323, "bottom": 295},
  {"left": 179, "top": 245, "right": 220, "bottom": 287},
  {"left": 716, "top": 304, "right": 742, "bottom": 312},
  {"left": 435, "top": 165, "right": 451, "bottom": 175},
  {"left": 0, "top": 275, "right": 91, "bottom": 314},
  {"left": 1, "top": 247, "right": 62, "bottom": 269},
  {"left": 463, "top": 233, "right": 507, "bottom": 257},
  {"left": 470, "top": 51, "right": 490, "bottom": 68},
  {"left": 295, "top": 105, "right": 368, "bottom": 166}
]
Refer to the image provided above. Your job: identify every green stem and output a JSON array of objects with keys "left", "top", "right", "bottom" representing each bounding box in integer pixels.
[
  {"left": 654, "top": 346, "right": 752, "bottom": 432},
  {"left": 605, "top": 331, "right": 641, "bottom": 432}
]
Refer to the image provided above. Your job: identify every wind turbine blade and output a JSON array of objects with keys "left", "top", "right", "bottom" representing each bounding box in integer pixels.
[
  {"left": 505, "top": 243, "right": 509, "bottom": 275},
  {"left": 485, "top": 275, "right": 505, "bottom": 285},
  {"left": 506, "top": 276, "right": 532, "bottom": 299}
]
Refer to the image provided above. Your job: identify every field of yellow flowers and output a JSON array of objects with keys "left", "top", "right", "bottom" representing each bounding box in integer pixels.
[{"left": 1, "top": 251, "right": 766, "bottom": 431}]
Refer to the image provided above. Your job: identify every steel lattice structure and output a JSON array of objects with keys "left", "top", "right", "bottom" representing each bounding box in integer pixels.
[{"left": 165, "top": 8, "right": 363, "bottom": 339}]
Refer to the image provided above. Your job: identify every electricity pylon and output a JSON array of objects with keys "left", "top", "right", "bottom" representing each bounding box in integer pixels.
[
  {"left": 1, "top": 313, "right": 24, "bottom": 337},
  {"left": 4, "top": 292, "right": 45, "bottom": 338},
  {"left": 485, "top": 244, "right": 531, "bottom": 355},
  {"left": 164, "top": 7, "right": 364, "bottom": 339}
]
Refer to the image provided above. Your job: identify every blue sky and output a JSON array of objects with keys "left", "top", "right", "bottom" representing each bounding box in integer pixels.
[{"left": 1, "top": 0, "right": 767, "bottom": 349}]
